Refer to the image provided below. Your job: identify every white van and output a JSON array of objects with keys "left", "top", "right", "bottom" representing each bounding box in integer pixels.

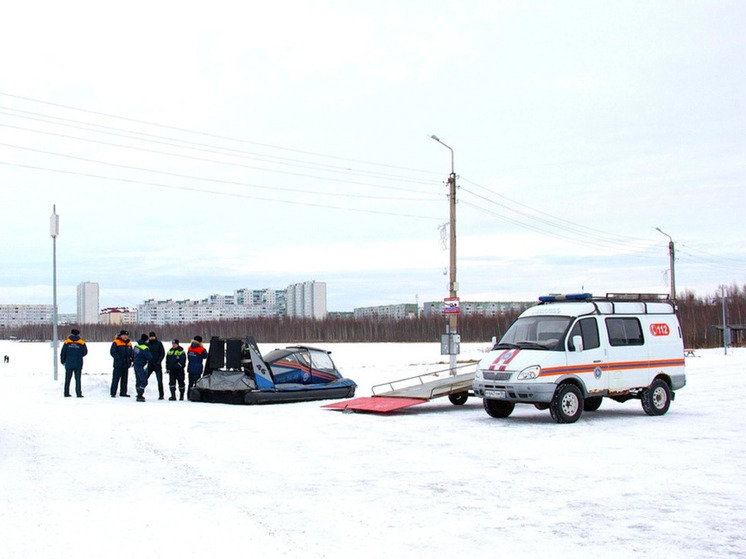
[{"left": 472, "top": 293, "right": 686, "bottom": 423}]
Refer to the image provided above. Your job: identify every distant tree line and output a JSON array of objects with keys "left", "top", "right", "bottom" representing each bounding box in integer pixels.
[
  {"left": 676, "top": 285, "right": 746, "bottom": 348},
  {"left": 1, "top": 313, "right": 523, "bottom": 345},
  {"left": 2, "top": 286, "right": 744, "bottom": 348}
]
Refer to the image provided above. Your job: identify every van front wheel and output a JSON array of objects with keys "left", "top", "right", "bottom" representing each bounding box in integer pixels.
[
  {"left": 550, "top": 384, "right": 583, "bottom": 423},
  {"left": 642, "top": 379, "right": 671, "bottom": 416},
  {"left": 483, "top": 399, "right": 514, "bottom": 418}
]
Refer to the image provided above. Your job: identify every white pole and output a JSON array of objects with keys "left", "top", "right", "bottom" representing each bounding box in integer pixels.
[{"left": 51, "top": 205, "right": 60, "bottom": 381}]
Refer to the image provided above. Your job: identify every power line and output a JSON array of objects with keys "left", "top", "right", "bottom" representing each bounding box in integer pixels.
[
  {"left": 459, "top": 175, "right": 654, "bottom": 249},
  {"left": 0, "top": 91, "right": 442, "bottom": 176},
  {"left": 0, "top": 141, "right": 439, "bottom": 203},
  {"left": 0, "top": 107, "right": 439, "bottom": 187},
  {"left": 0, "top": 159, "right": 443, "bottom": 221},
  {"left": 459, "top": 199, "right": 659, "bottom": 256},
  {"left": 6, "top": 90, "right": 742, "bottom": 276},
  {"left": 677, "top": 245, "right": 746, "bottom": 275}
]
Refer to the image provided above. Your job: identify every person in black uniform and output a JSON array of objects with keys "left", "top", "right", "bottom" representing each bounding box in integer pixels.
[
  {"left": 110, "top": 330, "right": 133, "bottom": 397},
  {"left": 146, "top": 331, "right": 166, "bottom": 400},
  {"left": 166, "top": 339, "right": 187, "bottom": 400},
  {"left": 60, "top": 328, "right": 88, "bottom": 398},
  {"left": 133, "top": 334, "right": 153, "bottom": 402}
]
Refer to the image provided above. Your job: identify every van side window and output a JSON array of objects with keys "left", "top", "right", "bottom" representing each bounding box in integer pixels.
[
  {"left": 567, "top": 318, "right": 600, "bottom": 350},
  {"left": 606, "top": 317, "right": 644, "bottom": 346}
]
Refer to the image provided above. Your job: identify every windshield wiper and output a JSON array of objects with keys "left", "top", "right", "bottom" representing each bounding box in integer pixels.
[
  {"left": 493, "top": 342, "right": 521, "bottom": 350},
  {"left": 516, "top": 341, "right": 551, "bottom": 350}
]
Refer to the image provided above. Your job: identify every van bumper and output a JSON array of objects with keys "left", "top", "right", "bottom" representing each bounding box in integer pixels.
[
  {"left": 671, "top": 374, "right": 686, "bottom": 391},
  {"left": 473, "top": 379, "right": 556, "bottom": 403}
]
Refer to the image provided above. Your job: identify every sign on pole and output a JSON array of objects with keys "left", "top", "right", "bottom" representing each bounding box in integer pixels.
[{"left": 443, "top": 297, "right": 460, "bottom": 314}]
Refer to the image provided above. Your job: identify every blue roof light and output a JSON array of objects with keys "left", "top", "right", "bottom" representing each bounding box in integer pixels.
[{"left": 539, "top": 293, "right": 593, "bottom": 302}]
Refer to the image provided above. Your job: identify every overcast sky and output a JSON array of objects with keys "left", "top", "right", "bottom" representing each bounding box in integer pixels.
[{"left": 1, "top": 1, "right": 744, "bottom": 313}]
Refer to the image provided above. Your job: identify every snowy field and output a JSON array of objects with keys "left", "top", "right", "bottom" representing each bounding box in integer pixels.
[{"left": 1, "top": 339, "right": 745, "bottom": 558}]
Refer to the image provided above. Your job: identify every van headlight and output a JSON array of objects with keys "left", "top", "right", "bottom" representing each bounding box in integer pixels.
[
  {"left": 517, "top": 365, "right": 541, "bottom": 380},
  {"left": 474, "top": 368, "right": 483, "bottom": 379}
]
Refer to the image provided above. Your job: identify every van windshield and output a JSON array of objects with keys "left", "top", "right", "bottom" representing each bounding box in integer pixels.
[{"left": 494, "top": 316, "right": 572, "bottom": 351}]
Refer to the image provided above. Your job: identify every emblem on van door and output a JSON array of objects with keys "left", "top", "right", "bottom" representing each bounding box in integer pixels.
[
  {"left": 594, "top": 367, "right": 602, "bottom": 379},
  {"left": 650, "top": 323, "right": 671, "bottom": 336}
]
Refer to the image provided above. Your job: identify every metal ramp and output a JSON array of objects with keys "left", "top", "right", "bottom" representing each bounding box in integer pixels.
[{"left": 322, "top": 365, "right": 475, "bottom": 413}]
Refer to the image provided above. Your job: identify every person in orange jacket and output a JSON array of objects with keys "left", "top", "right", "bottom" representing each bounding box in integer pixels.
[{"left": 187, "top": 335, "right": 207, "bottom": 390}]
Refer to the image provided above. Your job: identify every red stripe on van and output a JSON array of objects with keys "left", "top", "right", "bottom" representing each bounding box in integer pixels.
[{"left": 539, "top": 358, "right": 685, "bottom": 378}]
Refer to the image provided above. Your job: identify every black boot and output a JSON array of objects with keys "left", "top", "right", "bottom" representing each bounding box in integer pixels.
[
  {"left": 169, "top": 387, "right": 176, "bottom": 401},
  {"left": 179, "top": 390, "right": 184, "bottom": 401}
]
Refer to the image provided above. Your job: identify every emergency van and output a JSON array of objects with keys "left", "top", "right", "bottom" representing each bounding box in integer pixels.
[{"left": 472, "top": 293, "right": 686, "bottom": 423}]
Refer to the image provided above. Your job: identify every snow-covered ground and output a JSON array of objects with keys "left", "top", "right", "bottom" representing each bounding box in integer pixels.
[{"left": 0, "top": 339, "right": 744, "bottom": 558}]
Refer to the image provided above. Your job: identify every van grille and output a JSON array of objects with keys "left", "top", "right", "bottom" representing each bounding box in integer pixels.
[{"left": 483, "top": 371, "right": 512, "bottom": 381}]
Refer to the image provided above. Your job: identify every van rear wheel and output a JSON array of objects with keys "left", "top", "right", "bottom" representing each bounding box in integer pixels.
[
  {"left": 550, "top": 384, "right": 583, "bottom": 423},
  {"left": 641, "top": 379, "right": 671, "bottom": 416},
  {"left": 483, "top": 399, "right": 514, "bottom": 418}
]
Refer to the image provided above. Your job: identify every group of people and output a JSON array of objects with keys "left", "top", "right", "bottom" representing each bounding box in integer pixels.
[{"left": 60, "top": 328, "right": 209, "bottom": 402}]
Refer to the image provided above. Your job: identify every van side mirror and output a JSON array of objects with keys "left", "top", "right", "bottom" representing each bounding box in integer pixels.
[
  {"left": 572, "top": 335, "right": 584, "bottom": 352},
  {"left": 491, "top": 336, "right": 497, "bottom": 345}
]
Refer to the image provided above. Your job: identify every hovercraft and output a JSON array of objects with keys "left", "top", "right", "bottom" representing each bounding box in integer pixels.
[{"left": 188, "top": 336, "right": 356, "bottom": 405}]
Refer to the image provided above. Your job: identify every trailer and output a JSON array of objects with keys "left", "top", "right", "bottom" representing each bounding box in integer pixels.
[{"left": 322, "top": 364, "right": 475, "bottom": 413}]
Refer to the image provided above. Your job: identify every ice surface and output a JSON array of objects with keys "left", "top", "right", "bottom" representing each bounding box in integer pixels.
[{"left": 0, "top": 340, "right": 744, "bottom": 558}]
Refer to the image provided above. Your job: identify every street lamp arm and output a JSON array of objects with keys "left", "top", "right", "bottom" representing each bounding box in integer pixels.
[
  {"left": 655, "top": 227, "right": 672, "bottom": 243},
  {"left": 430, "top": 134, "right": 454, "bottom": 175}
]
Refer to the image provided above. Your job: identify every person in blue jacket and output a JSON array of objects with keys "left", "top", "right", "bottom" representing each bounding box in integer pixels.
[
  {"left": 110, "top": 330, "right": 133, "bottom": 397},
  {"left": 60, "top": 328, "right": 88, "bottom": 398},
  {"left": 187, "top": 335, "right": 207, "bottom": 390},
  {"left": 133, "top": 333, "right": 153, "bottom": 402}
]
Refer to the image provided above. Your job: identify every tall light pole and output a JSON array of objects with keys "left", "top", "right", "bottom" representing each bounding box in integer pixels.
[
  {"left": 50, "top": 205, "right": 60, "bottom": 381},
  {"left": 430, "top": 135, "right": 459, "bottom": 374},
  {"left": 655, "top": 227, "right": 676, "bottom": 300}
]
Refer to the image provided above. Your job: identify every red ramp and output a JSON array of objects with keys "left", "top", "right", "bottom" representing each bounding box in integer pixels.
[{"left": 322, "top": 396, "right": 428, "bottom": 413}]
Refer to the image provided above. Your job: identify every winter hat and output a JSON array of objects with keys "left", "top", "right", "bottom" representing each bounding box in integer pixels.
[
  {"left": 172, "top": 339, "right": 179, "bottom": 345},
  {"left": 149, "top": 332, "right": 156, "bottom": 337},
  {"left": 119, "top": 330, "right": 129, "bottom": 336},
  {"left": 71, "top": 328, "right": 80, "bottom": 336},
  {"left": 194, "top": 335, "right": 203, "bottom": 343},
  {"left": 140, "top": 334, "right": 149, "bottom": 342}
]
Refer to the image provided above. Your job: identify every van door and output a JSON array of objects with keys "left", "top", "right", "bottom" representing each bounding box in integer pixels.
[
  {"left": 604, "top": 316, "right": 650, "bottom": 392},
  {"left": 566, "top": 317, "right": 607, "bottom": 395}
]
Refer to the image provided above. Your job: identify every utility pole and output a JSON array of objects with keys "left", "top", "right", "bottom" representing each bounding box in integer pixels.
[
  {"left": 50, "top": 205, "right": 60, "bottom": 381},
  {"left": 655, "top": 227, "right": 676, "bottom": 300},
  {"left": 431, "top": 135, "right": 459, "bottom": 374},
  {"left": 722, "top": 286, "right": 728, "bottom": 355}
]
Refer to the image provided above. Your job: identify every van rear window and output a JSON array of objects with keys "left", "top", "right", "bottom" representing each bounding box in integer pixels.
[{"left": 605, "top": 317, "right": 644, "bottom": 346}]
